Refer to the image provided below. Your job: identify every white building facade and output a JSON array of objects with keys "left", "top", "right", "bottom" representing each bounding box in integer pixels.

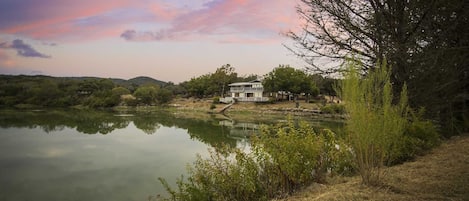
[{"left": 220, "top": 80, "right": 269, "bottom": 103}]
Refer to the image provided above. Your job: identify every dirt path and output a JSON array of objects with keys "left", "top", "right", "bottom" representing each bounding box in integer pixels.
[{"left": 280, "top": 135, "right": 469, "bottom": 201}]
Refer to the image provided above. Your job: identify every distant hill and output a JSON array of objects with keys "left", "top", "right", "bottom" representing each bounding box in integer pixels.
[
  {"left": 127, "top": 76, "right": 166, "bottom": 86},
  {"left": 0, "top": 74, "right": 167, "bottom": 88}
]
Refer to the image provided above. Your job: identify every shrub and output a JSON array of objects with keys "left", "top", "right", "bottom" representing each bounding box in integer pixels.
[
  {"left": 212, "top": 96, "right": 220, "bottom": 104},
  {"left": 209, "top": 104, "right": 216, "bottom": 110},
  {"left": 339, "top": 59, "right": 408, "bottom": 185},
  {"left": 389, "top": 108, "right": 440, "bottom": 164},
  {"left": 156, "top": 118, "right": 354, "bottom": 200},
  {"left": 320, "top": 104, "right": 345, "bottom": 114},
  {"left": 158, "top": 145, "right": 264, "bottom": 201}
]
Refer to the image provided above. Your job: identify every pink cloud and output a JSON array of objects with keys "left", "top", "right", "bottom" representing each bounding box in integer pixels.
[
  {"left": 0, "top": 0, "right": 299, "bottom": 43},
  {"left": 121, "top": 0, "right": 300, "bottom": 43},
  {"left": 0, "top": 0, "right": 146, "bottom": 41}
]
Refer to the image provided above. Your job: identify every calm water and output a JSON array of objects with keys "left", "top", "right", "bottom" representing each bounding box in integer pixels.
[{"left": 0, "top": 109, "right": 342, "bottom": 201}]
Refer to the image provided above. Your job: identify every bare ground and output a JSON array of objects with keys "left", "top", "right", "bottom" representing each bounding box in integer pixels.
[{"left": 277, "top": 135, "right": 469, "bottom": 201}]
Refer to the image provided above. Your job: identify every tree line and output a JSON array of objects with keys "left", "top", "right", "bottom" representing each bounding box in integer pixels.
[
  {"left": 0, "top": 75, "right": 173, "bottom": 108},
  {"left": 0, "top": 65, "right": 336, "bottom": 108}
]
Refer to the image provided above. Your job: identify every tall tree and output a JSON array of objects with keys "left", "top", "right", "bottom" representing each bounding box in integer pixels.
[
  {"left": 210, "top": 64, "right": 238, "bottom": 97},
  {"left": 288, "top": 0, "right": 469, "bottom": 135}
]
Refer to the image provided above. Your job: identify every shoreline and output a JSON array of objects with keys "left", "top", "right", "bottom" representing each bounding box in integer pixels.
[{"left": 167, "top": 98, "right": 346, "bottom": 119}]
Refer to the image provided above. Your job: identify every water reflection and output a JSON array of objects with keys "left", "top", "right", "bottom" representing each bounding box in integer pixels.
[
  {"left": 0, "top": 109, "right": 344, "bottom": 147},
  {"left": 0, "top": 109, "right": 260, "bottom": 151},
  {"left": 0, "top": 109, "right": 344, "bottom": 201}
]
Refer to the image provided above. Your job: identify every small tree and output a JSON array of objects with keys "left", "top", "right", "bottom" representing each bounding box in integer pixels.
[
  {"left": 133, "top": 86, "right": 158, "bottom": 105},
  {"left": 339, "top": 59, "right": 408, "bottom": 185}
]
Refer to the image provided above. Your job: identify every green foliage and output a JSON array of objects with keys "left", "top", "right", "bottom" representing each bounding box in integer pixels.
[
  {"left": 134, "top": 86, "right": 158, "bottom": 105},
  {"left": 320, "top": 104, "right": 345, "bottom": 114},
  {"left": 155, "top": 88, "right": 173, "bottom": 104},
  {"left": 339, "top": 59, "right": 408, "bottom": 185},
  {"left": 183, "top": 75, "right": 212, "bottom": 98},
  {"left": 389, "top": 108, "right": 440, "bottom": 164},
  {"left": 156, "top": 118, "right": 354, "bottom": 200},
  {"left": 253, "top": 120, "right": 353, "bottom": 190},
  {"left": 181, "top": 64, "right": 257, "bottom": 98},
  {"left": 212, "top": 97, "right": 220, "bottom": 104},
  {"left": 263, "top": 65, "right": 318, "bottom": 97},
  {"left": 111, "top": 86, "right": 130, "bottom": 96},
  {"left": 209, "top": 104, "right": 216, "bottom": 110},
  {"left": 0, "top": 75, "right": 177, "bottom": 108}
]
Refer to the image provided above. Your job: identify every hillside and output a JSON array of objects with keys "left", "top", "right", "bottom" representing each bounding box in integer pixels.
[
  {"left": 278, "top": 134, "right": 469, "bottom": 201},
  {"left": 0, "top": 74, "right": 167, "bottom": 87}
]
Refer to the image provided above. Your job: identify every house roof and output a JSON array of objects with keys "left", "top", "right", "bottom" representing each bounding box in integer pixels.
[{"left": 228, "top": 80, "right": 262, "bottom": 86}]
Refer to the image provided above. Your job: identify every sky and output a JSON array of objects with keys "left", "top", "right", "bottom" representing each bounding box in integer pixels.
[{"left": 0, "top": 0, "right": 305, "bottom": 83}]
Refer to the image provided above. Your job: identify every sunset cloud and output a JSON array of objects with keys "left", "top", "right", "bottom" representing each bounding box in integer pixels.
[
  {"left": 0, "top": 39, "right": 51, "bottom": 58},
  {"left": 0, "top": 0, "right": 297, "bottom": 43},
  {"left": 0, "top": 0, "right": 303, "bottom": 82},
  {"left": 0, "top": 0, "right": 141, "bottom": 41},
  {"left": 121, "top": 0, "right": 298, "bottom": 43}
]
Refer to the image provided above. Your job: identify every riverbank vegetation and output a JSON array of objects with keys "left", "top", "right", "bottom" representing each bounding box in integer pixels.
[
  {"left": 0, "top": 65, "right": 337, "bottom": 112},
  {"left": 154, "top": 60, "right": 441, "bottom": 200}
]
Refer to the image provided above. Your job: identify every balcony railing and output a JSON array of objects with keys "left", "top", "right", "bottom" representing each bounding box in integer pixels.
[
  {"left": 219, "top": 97, "right": 269, "bottom": 103},
  {"left": 230, "top": 87, "right": 263, "bottom": 93}
]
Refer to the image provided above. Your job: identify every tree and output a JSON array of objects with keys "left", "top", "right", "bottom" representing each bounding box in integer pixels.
[
  {"left": 210, "top": 64, "right": 238, "bottom": 97},
  {"left": 155, "top": 88, "right": 172, "bottom": 104},
  {"left": 182, "top": 64, "right": 249, "bottom": 98},
  {"left": 288, "top": 0, "right": 469, "bottom": 135},
  {"left": 184, "top": 74, "right": 212, "bottom": 98},
  {"left": 111, "top": 86, "right": 130, "bottom": 96},
  {"left": 263, "top": 65, "right": 318, "bottom": 100},
  {"left": 134, "top": 86, "right": 158, "bottom": 105}
]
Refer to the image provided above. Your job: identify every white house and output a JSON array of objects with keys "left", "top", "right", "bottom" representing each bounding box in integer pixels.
[{"left": 220, "top": 80, "right": 269, "bottom": 103}]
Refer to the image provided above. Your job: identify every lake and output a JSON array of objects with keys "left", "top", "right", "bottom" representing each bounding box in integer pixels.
[{"left": 0, "top": 109, "right": 342, "bottom": 201}]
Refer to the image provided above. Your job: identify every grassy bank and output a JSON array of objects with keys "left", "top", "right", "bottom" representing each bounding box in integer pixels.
[
  {"left": 276, "top": 134, "right": 469, "bottom": 201},
  {"left": 168, "top": 98, "right": 345, "bottom": 119}
]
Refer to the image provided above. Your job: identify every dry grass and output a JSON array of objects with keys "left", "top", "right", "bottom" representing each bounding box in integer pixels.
[
  {"left": 169, "top": 98, "right": 322, "bottom": 112},
  {"left": 168, "top": 98, "right": 331, "bottom": 122},
  {"left": 278, "top": 134, "right": 469, "bottom": 201}
]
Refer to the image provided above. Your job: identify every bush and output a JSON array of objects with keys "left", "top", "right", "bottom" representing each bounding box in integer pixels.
[
  {"left": 252, "top": 120, "right": 353, "bottom": 190},
  {"left": 212, "top": 97, "right": 220, "bottom": 104},
  {"left": 320, "top": 104, "right": 345, "bottom": 114},
  {"left": 389, "top": 108, "right": 440, "bottom": 164},
  {"left": 339, "top": 59, "right": 408, "bottom": 185},
  {"left": 156, "top": 118, "right": 354, "bottom": 200},
  {"left": 209, "top": 104, "right": 216, "bottom": 110}
]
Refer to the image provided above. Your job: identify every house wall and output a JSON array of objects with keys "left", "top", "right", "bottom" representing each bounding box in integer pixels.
[{"left": 226, "top": 81, "right": 269, "bottom": 102}]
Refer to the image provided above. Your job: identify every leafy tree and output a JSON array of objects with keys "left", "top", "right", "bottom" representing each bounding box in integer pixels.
[
  {"left": 163, "top": 82, "right": 187, "bottom": 97},
  {"left": 210, "top": 64, "right": 238, "bottom": 97},
  {"left": 181, "top": 65, "right": 259, "bottom": 98},
  {"left": 111, "top": 86, "right": 130, "bottom": 96},
  {"left": 155, "top": 88, "right": 172, "bottom": 104},
  {"left": 183, "top": 74, "right": 212, "bottom": 98},
  {"left": 288, "top": 0, "right": 469, "bottom": 135},
  {"left": 263, "top": 65, "right": 318, "bottom": 100},
  {"left": 133, "top": 86, "right": 158, "bottom": 105}
]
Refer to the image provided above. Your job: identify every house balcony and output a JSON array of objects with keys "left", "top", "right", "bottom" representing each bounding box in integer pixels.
[
  {"left": 219, "top": 97, "right": 269, "bottom": 103},
  {"left": 229, "top": 87, "right": 264, "bottom": 93}
]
